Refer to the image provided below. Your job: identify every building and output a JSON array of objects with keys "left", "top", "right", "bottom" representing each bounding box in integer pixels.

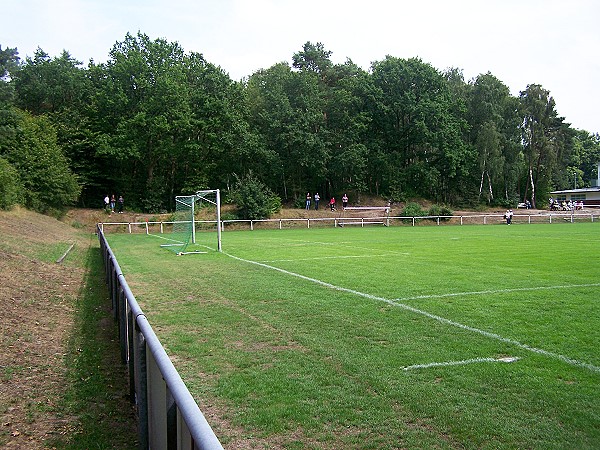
[{"left": 550, "top": 162, "right": 600, "bottom": 207}]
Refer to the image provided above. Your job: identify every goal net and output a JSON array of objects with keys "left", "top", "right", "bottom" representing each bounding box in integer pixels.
[{"left": 161, "top": 189, "right": 222, "bottom": 255}]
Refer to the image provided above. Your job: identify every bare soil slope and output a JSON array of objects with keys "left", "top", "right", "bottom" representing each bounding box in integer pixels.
[{"left": 0, "top": 207, "right": 135, "bottom": 448}]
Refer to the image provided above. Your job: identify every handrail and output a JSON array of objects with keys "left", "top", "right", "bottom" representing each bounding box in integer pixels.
[
  {"left": 98, "top": 225, "right": 223, "bottom": 450},
  {"left": 99, "top": 211, "right": 598, "bottom": 232}
]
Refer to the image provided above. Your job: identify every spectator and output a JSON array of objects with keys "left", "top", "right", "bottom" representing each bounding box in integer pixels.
[
  {"left": 305, "top": 192, "right": 311, "bottom": 210},
  {"left": 314, "top": 192, "right": 320, "bottom": 210},
  {"left": 118, "top": 195, "right": 124, "bottom": 213},
  {"left": 342, "top": 193, "right": 348, "bottom": 209}
]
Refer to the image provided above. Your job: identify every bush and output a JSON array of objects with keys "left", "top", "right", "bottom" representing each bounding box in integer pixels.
[
  {"left": 0, "top": 157, "right": 23, "bottom": 210},
  {"left": 401, "top": 202, "right": 425, "bottom": 223},
  {"left": 229, "top": 173, "right": 281, "bottom": 220},
  {"left": 427, "top": 204, "right": 454, "bottom": 221}
]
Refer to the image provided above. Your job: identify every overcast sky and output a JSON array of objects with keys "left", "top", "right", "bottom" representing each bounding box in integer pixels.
[{"left": 3, "top": 0, "right": 599, "bottom": 133}]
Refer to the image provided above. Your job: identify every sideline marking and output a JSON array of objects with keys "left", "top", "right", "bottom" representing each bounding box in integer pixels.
[
  {"left": 395, "top": 283, "right": 600, "bottom": 302},
  {"left": 224, "top": 252, "right": 600, "bottom": 375},
  {"left": 403, "top": 356, "right": 521, "bottom": 371}
]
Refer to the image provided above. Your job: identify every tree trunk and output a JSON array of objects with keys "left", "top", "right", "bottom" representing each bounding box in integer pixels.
[
  {"left": 487, "top": 172, "right": 494, "bottom": 201},
  {"left": 529, "top": 168, "right": 536, "bottom": 208}
]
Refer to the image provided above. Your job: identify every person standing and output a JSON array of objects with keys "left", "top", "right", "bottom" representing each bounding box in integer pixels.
[
  {"left": 104, "top": 194, "right": 110, "bottom": 212},
  {"left": 342, "top": 193, "right": 348, "bottom": 209},
  {"left": 305, "top": 192, "right": 311, "bottom": 210},
  {"left": 110, "top": 194, "right": 116, "bottom": 212},
  {"left": 118, "top": 195, "right": 124, "bottom": 213},
  {"left": 314, "top": 192, "right": 320, "bottom": 210}
]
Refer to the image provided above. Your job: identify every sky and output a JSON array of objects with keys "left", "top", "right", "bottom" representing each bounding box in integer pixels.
[{"left": 3, "top": 0, "right": 600, "bottom": 133}]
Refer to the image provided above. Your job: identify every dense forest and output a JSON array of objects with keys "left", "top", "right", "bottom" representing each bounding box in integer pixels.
[{"left": 1, "top": 32, "right": 599, "bottom": 215}]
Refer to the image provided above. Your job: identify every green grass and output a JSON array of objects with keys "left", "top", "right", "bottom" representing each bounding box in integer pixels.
[{"left": 107, "top": 222, "right": 600, "bottom": 448}]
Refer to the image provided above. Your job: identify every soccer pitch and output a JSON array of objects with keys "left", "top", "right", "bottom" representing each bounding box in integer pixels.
[{"left": 106, "top": 223, "right": 600, "bottom": 448}]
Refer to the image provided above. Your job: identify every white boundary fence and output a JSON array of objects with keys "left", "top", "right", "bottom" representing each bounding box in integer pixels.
[
  {"left": 99, "top": 212, "right": 599, "bottom": 234},
  {"left": 98, "top": 225, "right": 223, "bottom": 450}
]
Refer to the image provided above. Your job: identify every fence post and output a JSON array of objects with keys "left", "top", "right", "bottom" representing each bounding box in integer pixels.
[
  {"left": 460, "top": 216, "right": 463, "bottom": 225},
  {"left": 136, "top": 331, "right": 149, "bottom": 450}
]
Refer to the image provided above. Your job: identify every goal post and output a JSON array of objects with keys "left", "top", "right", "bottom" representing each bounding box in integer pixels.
[{"left": 160, "top": 189, "right": 222, "bottom": 255}]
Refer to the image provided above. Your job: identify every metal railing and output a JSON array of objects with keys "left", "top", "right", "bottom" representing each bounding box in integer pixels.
[
  {"left": 98, "top": 225, "right": 223, "bottom": 450},
  {"left": 98, "top": 211, "right": 599, "bottom": 234}
]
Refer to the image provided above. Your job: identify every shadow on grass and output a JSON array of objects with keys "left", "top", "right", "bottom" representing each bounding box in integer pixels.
[{"left": 48, "top": 244, "right": 139, "bottom": 449}]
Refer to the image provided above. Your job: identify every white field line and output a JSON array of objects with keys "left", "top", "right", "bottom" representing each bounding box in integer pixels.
[
  {"left": 395, "top": 283, "right": 600, "bottom": 302},
  {"left": 258, "top": 254, "right": 402, "bottom": 263},
  {"left": 147, "top": 233, "right": 185, "bottom": 244},
  {"left": 403, "top": 356, "right": 521, "bottom": 371},
  {"left": 262, "top": 238, "right": 412, "bottom": 256},
  {"left": 224, "top": 252, "right": 600, "bottom": 375}
]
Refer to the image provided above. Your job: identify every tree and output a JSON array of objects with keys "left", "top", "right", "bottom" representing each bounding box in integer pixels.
[
  {"left": 90, "top": 32, "right": 192, "bottom": 211},
  {"left": 0, "top": 109, "right": 80, "bottom": 211},
  {"left": 324, "top": 60, "right": 372, "bottom": 196},
  {"left": 369, "top": 56, "right": 470, "bottom": 202},
  {"left": 467, "top": 73, "right": 521, "bottom": 204},
  {"left": 292, "top": 42, "right": 333, "bottom": 81},
  {"left": 569, "top": 130, "right": 600, "bottom": 188},
  {"left": 247, "top": 62, "right": 328, "bottom": 201},
  {"left": 519, "top": 84, "right": 570, "bottom": 208},
  {"left": 0, "top": 45, "right": 20, "bottom": 106}
]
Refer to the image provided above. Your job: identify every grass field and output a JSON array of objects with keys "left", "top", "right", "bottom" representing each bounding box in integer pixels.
[{"left": 106, "top": 222, "right": 600, "bottom": 449}]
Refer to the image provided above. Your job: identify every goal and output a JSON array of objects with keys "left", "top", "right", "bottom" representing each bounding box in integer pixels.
[
  {"left": 161, "top": 189, "right": 222, "bottom": 255},
  {"left": 338, "top": 206, "right": 390, "bottom": 227}
]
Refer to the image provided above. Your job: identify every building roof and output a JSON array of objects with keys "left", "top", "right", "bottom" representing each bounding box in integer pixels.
[{"left": 550, "top": 187, "right": 600, "bottom": 195}]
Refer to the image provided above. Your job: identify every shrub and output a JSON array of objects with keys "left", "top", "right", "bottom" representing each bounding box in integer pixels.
[
  {"left": 427, "top": 204, "right": 454, "bottom": 222},
  {"left": 401, "top": 202, "right": 425, "bottom": 223},
  {"left": 0, "top": 157, "right": 23, "bottom": 210},
  {"left": 229, "top": 173, "right": 281, "bottom": 220}
]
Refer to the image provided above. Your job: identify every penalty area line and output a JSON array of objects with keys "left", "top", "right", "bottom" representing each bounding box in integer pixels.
[
  {"left": 224, "top": 252, "right": 600, "bottom": 375},
  {"left": 395, "top": 283, "right": 600, "bottom": 302},
  {"left": 403, "top": 356, "right": 521, "bottom": 371},
  {"left": 258, "top": 254, "right": 397, "bottom": 263}
]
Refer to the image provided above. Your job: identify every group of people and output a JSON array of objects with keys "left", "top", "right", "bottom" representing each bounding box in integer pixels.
[
  {"left": 305, "top": 192, "right": 349, "bottom": 212},
  {"left": 549, "top": 197, "right": 583, "bottom": 211},
  {"left": 104, "top": 194, "right": 124, "bottom": 213}
]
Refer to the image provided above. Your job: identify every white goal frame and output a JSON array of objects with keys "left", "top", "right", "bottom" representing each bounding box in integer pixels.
[
  {"left": 190, "top": 189, "right": 222, "bottom": 252},
  {"left": 163, "top": 189, "right": 222, "bottom": 254}
]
